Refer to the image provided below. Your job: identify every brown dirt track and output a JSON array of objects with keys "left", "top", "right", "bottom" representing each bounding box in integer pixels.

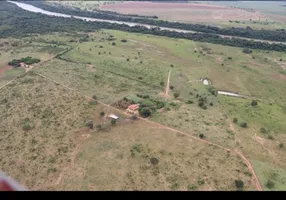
[{"left": 101, "top": 2, "right": 259, "bottom": 23}]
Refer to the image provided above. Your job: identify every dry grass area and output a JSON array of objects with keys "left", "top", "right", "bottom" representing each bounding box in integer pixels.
[
  {"left": 0, "top": 71, "right": 254, "bottom": 191},
  {"left": 101, "top": 2, "right": 259, "bottom": 23}
]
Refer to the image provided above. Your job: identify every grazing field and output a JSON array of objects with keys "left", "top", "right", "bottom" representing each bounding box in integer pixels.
[
  {"left": 0, "top": 27, "right": 285, "bottom": 190},
  {"left": 0, "top": 71, "right": 255, "bottom": 191}
]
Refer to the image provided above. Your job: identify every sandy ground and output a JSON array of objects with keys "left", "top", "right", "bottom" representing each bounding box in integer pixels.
[{"left": 101, "top": 2, "right": 259, "bottom": 23}]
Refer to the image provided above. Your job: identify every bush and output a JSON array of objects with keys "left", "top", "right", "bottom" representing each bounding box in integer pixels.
[
  {"left": 234, "top": 180, "right": 244, "bottom": 190},
  {"left": 279, "top": 143, "right": 284, "bottom": 148},
  {"left": 186, "top": 100, "right": 193, "bottom": 104},
  {"left": 85, "top": 120, "right": 93, "bottom": 129},
  {"left": 202, "top": 105, "right": 207, "bottom": 110},
  {"left": 209, "top": 102, "right": 213, "bottom": 106},
  {"left": 174, "top": 92, "right": 180, "bottom": 98},
  {"left": 99, "top": 46, "right": 103, "bottom": 48},
  {"left": 169, "top": 85, "right": 174, "bottom": 90},
  {"left": 228, "top": 57, "right": 232, "bottom": 60},
  {"left": 96, "top": 124, "right": 102, "bottom": 130},
  {"left": 198, "top": 101, "right": 204, "bottom": 107},
  {"left": 233, "top": 118, "right": 238, "bottom": 123},
  {"left": 265, "top": 180, "right": 275, "bottom": 189},
  {"left": 131, "top": 115, "right": 137, "bottom": 120},
  {"left": 160, "top": 81, "right": 164, "bottom": 86},
  {"left": 139, "top": 107, "right": 151, "bottom": 118},
  {"left": 170, "top": 64, "right": 174, "bottom": 67},
  {"left": 111, "top": 119, "right": 116, "bottom": 125},
  {"left": 92, "top": 94, "right": 97, "bottom": 100},
  {"left": 140, "top": 61, "right": 143, "bottom": 64},
  {"left": 138, "top": 77, "right": 142, "bottom": 80},
  {"left": 260, "top": 128, "right": 267, "bottom": 133},
  {"left": 126, "top": 58, "right": 129, "bottom": 62},
  {"left": 150, "top": 157, "right": 159, "bottom": 165},
  {"left": 242, "top": 48, "right": 253, "bottom": 54},
  {"left": 23, "top": 122, "right": 31, "bottom": 131},
  {"left": 121, "top": 39, "right": 127, "bottom": 43},
  {"left": 111, "top": 42, "right": 116, "bottom": 46},
  {"left": 240, "top": 122, "right": 248, "bottom": 128},
  {"left": 199, "top": 134, "right": 204, "bottom": 139},
  {"left": 187, "top": 184, "right": 198, "bottom": 191},
  {"left": 279, "top": 58, "right": 283, "bottom": 61},
  {"left": 100, "top": 111, "right": 105, "bottom": 117},
  {"left": 251, "top": 100, "right": 258, "bottom": 106},
  {"left": 189, "top": 92, "right": 193, "bottom": 95},
  {"left": 268, "top": 135, "right": 274, "bottom": 140}
]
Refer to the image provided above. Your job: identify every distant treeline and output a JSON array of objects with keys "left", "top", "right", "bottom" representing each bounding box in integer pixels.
[
  {"left": 1, "top": 2, "right": 286, "bottom": 52},
  {"left": 22, "top": 1, "right": 286, "bottom": 42}
]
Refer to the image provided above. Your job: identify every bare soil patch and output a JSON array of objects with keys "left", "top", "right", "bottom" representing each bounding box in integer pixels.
[
  {"left": 0, "top": 65, "right": 12, "bottom": 76},
  {"left": 101, "top": 2, "right": 258, "bottom": 23}
]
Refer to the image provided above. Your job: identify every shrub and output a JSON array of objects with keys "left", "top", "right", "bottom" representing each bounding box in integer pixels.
[
  {"left": 174, "top": 92, "right": 180, "bottom": 98},
  {"left": 96, "top": 124, "right": 102, "bottom": 130},
  {"left": 111, "top": 42, "right": 116, "bottom": 46},
  {"left": 187, "top": 184, "right": 198, "bottom": 191},
  {"left": 279, "top": 58, "right": 283, "bottom": 61},
  {"left": 121, "top": 39, "right": 127, "bottom": 43},
  {"left": 240, "top": 122, "right": 248, "bottom": 128},
  {"left": 139, "top": 107, "right": 151, "bottom": 118},
  {"left": 23, "top": 122, "right": 31, "bottom": 131},
  {"left": 279, "top": 143, "right": 284, "bottom": 148},
  {"left": 233, "top": 118, "right": 238, "bottom": 123},
  {"left": 260, "top": 128, "right": 267, "bottom": 133},
  {"left": 189, "top": 92, "right": 193, "bottom": 95},
  {"left": 111, "top": 119, "right": 116, "bottom": 125},
  {"left": 202, "top": 105, "right": 207, "bottom": 110},
  {"left": 169, "top": 85, "right": 174, "bottom": 90},
  {"left": 160, "top": 81, "right": 164, "bottom": 86},
  {"left": 265, "top": 180, "right": 275, "bottom": 189},
  {"left": 268, "top": 135, "right": 274, "bottom": 140},
  {"left": 170, "top": 64, "right": 174, "bottom": 67},
  {"left": 242, "top": 48, "right": 253, "bottom": 54},
  {"left": 99, "top": 46, "right": 103, "bottom": 48},
  {"left": 228, "top": 57, "right": 232, "bottom": 60},
  {"left": 234, "top": 180, "right": 244, "bottom": 190},
  {"left": 199, "top": 134, "right": 204, "bottom": 139},
  {"left": 140, "top": 61, "right": 143, "bottom": 64},
  {"left": 126, "top": 58, "right": 129, "bottom": 62},
  {"left": 131, "top": 115, "right": 137, "bottom": 120},
  {"left": 252, "top": 56, "right": 255, "bottom": 59},
  {"left": 186, "top": 100, "right": 193, "bottom": 104},
  {"left": 92, "top": 94, "right": 97, "bottom": 100},
  {"left": 100, "top": 111, "right": 105, "bottom": 117},
  {"left": 251, "top": 100, "right": 258, "bottom": 106},
  {"left": 138, "top": 77, "right": 142, "bottom": 80},
  {"left": 85, "top": 120, "right": 93, "bottom": 129},
  {"left": 198, "top": 101, "right": 204, "bottom": 107},
  {"left": 210, "top": 102, "right": 213, "bottom": 106},
  {"left": 150, "top": 157, "right": 159, "bottom": 166}
]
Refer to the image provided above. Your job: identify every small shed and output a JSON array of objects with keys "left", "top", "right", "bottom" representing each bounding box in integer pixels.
[{"left": 108, "top": 114, "right": 119, "bottom": 120}]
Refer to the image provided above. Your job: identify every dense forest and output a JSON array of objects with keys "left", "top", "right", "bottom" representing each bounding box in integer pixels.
[
  {"left": 22, "top": 1, "right": 286, "bottom": 42},
  {"left": 1, "top": 2, "right": 286, "bottom": 52}
]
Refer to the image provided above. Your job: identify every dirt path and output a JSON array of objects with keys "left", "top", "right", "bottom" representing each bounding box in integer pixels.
[{"left": 165, "top": 70, "right": 171, "bottom": 98}]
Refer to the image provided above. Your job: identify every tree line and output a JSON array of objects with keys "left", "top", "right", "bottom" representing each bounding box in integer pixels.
[
  {"left": 1, "top": 2, "right": 286, "bottom": 52},
  {"left": 23, "top": 1, "right": 286, "bottom": 42}
]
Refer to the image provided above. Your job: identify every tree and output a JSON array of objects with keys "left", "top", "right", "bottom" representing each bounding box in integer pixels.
[
  {"left": 260, "top": 127, "right": 267, "bottom": 133},
  {"left": 23, "top": 122, "right": 31, "bottom": 131},
  {"left": 139, "top": 107, "right": 151, "bottom": 118},
  {"left": 199, "top": 134, "right": 204, "bottom": 139},
  {"left": 85, "top": 120, "right": 93, "bottom": 129},
  {"left": 233, "top": 118, "right": 238, "bottom": 123},
  {"left": 111, "top": 42, "right": 116, "bottom": 46},
  {"left": 234, "top": 180, "right": 244, "bottom": 190},
  {"left": 170, "top": 64, "right": 174, "bottom": 67},
  {"left": 174, "top": 92, "right": 180, "bottom": 98},
  {"left": 100, "top": 111, "right": 105, "bottom": 117},
  {"left": 228, "top": 57, "right": 232, "bottom": 60},
  {"left": 131, "top": 115, "right": 137, "bottom": 120},
  {"left": 160, "top": 81, "right": 164, "bottom": 86},
  {"left": 240, "top": 122, "right": 248, "bottom": 128},
  {"left": 186, "top": 100, "right": 193, "bottom": 104},
  {"left": 265, "top": 180, "right": 275, "bottom": 189},
  {"left": 251, "top": 100, "right": 258, "bottom": 106},
  {"left": 279, "top": 58, "right": 283, "bottom": 61},
  {"left": 279, "top": 143, "right": 284, "bottom": 148},
  {"left": 209, "top": 102, "right": 213, "bottom": 106},
  {"left": 111, "top": 119, "right": 116, "bottom": 125},
  {"left": 169, "top": 85, "right": 174, "bottom": 90},
  {"left": 268, "top": 135, "right": 274, "bottom": 140},
  {"left": 121, "top": 39, "right": 127, "bottom": 43},
  {"left": 126, "top": 58, "right": 129, "bottom": 61},
  {"left": 92, "top": 94, "right": 97, "bottom": 100}
]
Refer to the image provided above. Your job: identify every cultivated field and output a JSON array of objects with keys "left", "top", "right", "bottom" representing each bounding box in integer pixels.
[{"left": 0, "top": 27, "right": 286, "bottom": 190}]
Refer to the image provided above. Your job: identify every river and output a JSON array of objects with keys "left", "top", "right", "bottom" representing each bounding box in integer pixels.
[{"left": 7, "top": 1, "right": 285, "bottom": 44}]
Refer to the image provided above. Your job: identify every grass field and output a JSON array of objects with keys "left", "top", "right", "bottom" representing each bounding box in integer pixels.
[
  {"left": 0, "top": 28, "right": 285, "bottom": 190},
  {"left": 0, "top": 71, "right": 256, "bottom": 191}
]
